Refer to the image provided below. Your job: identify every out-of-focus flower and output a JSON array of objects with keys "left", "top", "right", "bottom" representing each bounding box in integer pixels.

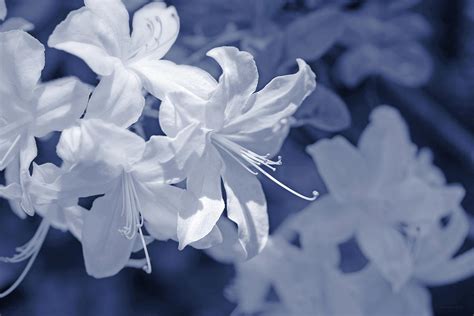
[
  {"left": 160, "top": 46, "right": 317, "bottom": 258},
  {"left": 0, "top": 30, "right": 91, "bottom": 216},
  {"left": 48, "top": 0, "right": 213, "bottom": 128},
  {"left": 0, "top": 0, "right": 34, "bottom": 32},
  {"left": 222, "top": 224, "right": 363, "bottom": 316},
  {"left": 32, "top": 119, "right": 220, "bottom": 278},
  {"left": 335, "top": 0, "right": 433, "bottom": 87},
  {"left": 302, "top": 106, "right": 464, "bottom": 290}
]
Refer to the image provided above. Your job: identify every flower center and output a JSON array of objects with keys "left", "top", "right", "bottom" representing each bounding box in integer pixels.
[{"left": 211, "top": 134, "right": 319, "bottom": 201}]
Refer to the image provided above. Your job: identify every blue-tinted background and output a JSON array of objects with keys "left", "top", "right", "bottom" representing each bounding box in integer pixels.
[{"left": 1, "top": 0, "right": 474, "bottom": 315}]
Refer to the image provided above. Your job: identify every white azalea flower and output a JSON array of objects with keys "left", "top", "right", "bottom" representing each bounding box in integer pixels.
[
  {"left": 160, "top": 46, "right": 317, "bottom": 258},
  {"left": 226, "top": 231, "right": 362, "bottom": 316},
  {"left": 0, "top": 30, "right": 91, "bottom": 216},
  {"left": 302, "top": 105, "right": 465, "bottom": 290},
  {"left": 48, "top": 0, "right": 215, "bottom": 128},
  {"left": 36, "top": 119, "right": 220, "bottom": 278}
]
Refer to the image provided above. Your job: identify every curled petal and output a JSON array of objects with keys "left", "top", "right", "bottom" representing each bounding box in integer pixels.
[
  {"left": 206, "top": 46, "right": 258, "bottom": 126},
  {"left": 130, "top": 2, "right": 179, "bottom": 61},
  {"left": 48, "top": 7, "right": 123, "bottom": 76},
  {"left": 223, "top": 59, "right": 316, "bottom": 134}
]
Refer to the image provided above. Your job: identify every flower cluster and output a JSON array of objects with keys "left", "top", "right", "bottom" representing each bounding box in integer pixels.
[
  {"left": 0, "top": 0, "right": 318, "bottom": 295},
  {"left": 0, "top": 0, "right": 473, "bottom": 314}
]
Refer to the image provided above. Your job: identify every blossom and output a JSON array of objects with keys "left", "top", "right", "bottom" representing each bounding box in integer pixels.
[
  {"left": 0, "top": 30, "right": 91, "bottom": 215},
  {"left": 301, "top": 106, "right": 465, "bottom": 290},
  {"left": 48, "top": 0, "right": 215, "bottom": 128},
  {"left": 160, "top": 46, "right": 317, "bottom": 258},
  {"left": 35, "top": 119, "right": 220, "bottom": 278},
  {"left": 221, "top": 222, "right": 362, "bottom": 316}
]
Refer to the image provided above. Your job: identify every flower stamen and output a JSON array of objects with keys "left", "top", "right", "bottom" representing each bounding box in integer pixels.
[
  {"left": 0, "top": 219, "right": 49, "bottom": 298},
  {"left": 212, "top": 135, "right": 319, "bottom": 201}
]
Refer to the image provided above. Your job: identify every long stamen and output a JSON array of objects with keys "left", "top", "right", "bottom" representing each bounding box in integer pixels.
[
  {"left": 128, "top": 177, "right": 152, "bottom": 274},
  {"left": 0, "top": 219, "right": 50, "bottom": 298},
  {"left": 242, "top": 154, "right": 319, "bottom": 201},
  {"left": 213, "top": 139, "right": 258, "bottom": 175},
  {"left": 212, "top": 135, "right": 319, "bottom": 201}
]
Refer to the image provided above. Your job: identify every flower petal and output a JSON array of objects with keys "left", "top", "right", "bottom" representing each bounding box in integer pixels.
[
  {"left": 57, "top": 119, "right": 146, "bottom": 168},
  {"left": 130, "top": 59, "right": 216, "bottom": 100},
  {"left": 206, "top": 46, "right": 258, "bottom": 125},
  {"left": 223, "top": 59, "right": 315, "bottom": 134},
  {"left": 295, "top": 195, "right": 357, "bottom": 245},
  {"left": 307, "top": 136, "right": 370, "bottom": 202},
  {"left": 356, "top": 221, "right": 413, "bottom": 291},
  {"left": 221, "top": 153, "right": 269, "bottom": 259},
  {"left": 84, "top": 0, "right": 130, "bottom": 45},
  {"left": 18, "top": 136, "right": 38, "bottom": 215},
  {"left": 358, "top": 106, "right": 415, "bottom": 192},
  {"left": 0, "top": 17, "right": 34, "bottom": 32},
  {"left": 48, "top": 7, "right": 122, "bottom": 76},
  {"left": 177, "top": 145, "right": 224, "bottom": 249},
  {"left": 130, "top": 2, "right": 179, "bottom": 61},
  {"left": 32, "top": 77, "right": 91, "bottom": 137},
  {"left": 85, "top": 66, "right": 145, "bottom": 128},
  {"left": 0, "top": 30, "right": 44, "bottom": 98},
  {"left": 82, "top": 182, "right": 135, "bottom": 278}
]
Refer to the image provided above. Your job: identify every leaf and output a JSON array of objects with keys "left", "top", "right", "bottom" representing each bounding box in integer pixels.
[
  {"left": 293, "top": 84, "right": 351, "bottom": 131},
  {"left": 284, "top": 8, "right": 344, "bottom": 62}
]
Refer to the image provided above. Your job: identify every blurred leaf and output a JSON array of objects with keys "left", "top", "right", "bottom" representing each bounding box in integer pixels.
[
  {"left": 284, "top": 8, "right": 344, "bottom": 62},
  {"left": 293, "top": 84, "right": 351, "bottom": 131},
  {"left": 335, "top": 44, "right": 380, "bottom": 87},
  {"left": 379, "top": 42, "right": 432, "bottom": 87}
]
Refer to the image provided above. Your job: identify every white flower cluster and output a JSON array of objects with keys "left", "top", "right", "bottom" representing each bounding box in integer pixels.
[
  {"left": 0, "top": 0, "right": 473, "bottom": 312},
  {"left": 0, "top": 0, "right": 317, "bottom": 295}
]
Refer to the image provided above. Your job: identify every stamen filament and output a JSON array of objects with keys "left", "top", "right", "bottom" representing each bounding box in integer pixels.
[
  {"left": 212, "top": 134, "right": 319, "bottom": 201},
  {"left": 0, "top": 219, "right": 50, "bottom": 298}
]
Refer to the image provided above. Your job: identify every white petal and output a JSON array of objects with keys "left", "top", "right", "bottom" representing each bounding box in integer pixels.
[
  {"left": 356, "top": 222, "right": 413, "bottom": 291},
  {"left": 223, "top": 59, "right": 316, "bottom": 134},
  {"left": 32, "top": 77, "right": 91, "bottom": 137},
  {"left": 222, "top": 154, "right": 269, "bottom": 259},
  {"left": 18, "top": 136, "right": 37, "bottom": 215},
  {"left": 85, "top": 66, "right": 145, "bottom": 128},
  {"left": 130, "top": 59, "right": 216, "bottom": 100},
  {"left": 82, "top": 182, "right": 135, "bottom": 278},
  {"left": 0, "top": 30, "right": 44, "bottom": 98},
  {"left": 136, "top": 180, "right": 181, "bottom": 241},
  {"left": 130, "top": 2, "right": 179, "bottom": 61},
  {"left": 177, "top": 145, "right": 224, "bottom": 249},
  {"left": 0, "top": 183, "right": 21, "bottom": 200},
  {"left": 307, "top": 136, "right": 370, "bottom": 202},
  {"left": 359, "top": 106, "right": 416, "bottom": 192},
  {"left": 84, "top": 0, "right": 130, "bottom": 45},
  {"left": 295, "top": 195, "right": 357, "bottom": 245},
  {"left": 0, "top": 17, "right": 34, "bottom": 32},
  {"left": 206, "top": 46, "right": 258, "bottom": 124},
  {"left": 48, "top": 7, "right": 123, "bottom": 76},
  {"left": 58, "top": 119, "right": 146, "bottom": 167}
]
